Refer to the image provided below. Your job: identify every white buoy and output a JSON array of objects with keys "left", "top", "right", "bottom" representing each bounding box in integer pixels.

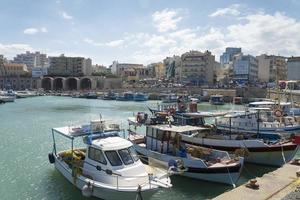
[{"left": 82, "top": 182, "right": 93, "bottom": 197}]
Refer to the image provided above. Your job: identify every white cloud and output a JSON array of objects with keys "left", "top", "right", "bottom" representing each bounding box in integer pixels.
[
  {"left": 224, "top": 12, "right": 300, "bottom": 56},
  {"left": 152, "top": 8, "right": 183, "bottom": 32},
  {"left": 40, "top": 27, "right": 48, "bottom": 33},
  {"left": 131, "top": 11, "right": 300, "bottom": 64},
  {"left": 84, "top": 10, "right": 300, "bottom": 65},
  {"left": 83, "top": 38, "right": 124, "bottom": 48},
  {"left": 23, "top": 27, "right": 48, "bottom": 35},
  {"left": 23, "top": 28, "right": 39, "bottom": 35},
  {"left": 0, "top": 43, "right": 33, "bottom": 58},
  {"left": 61, "top": 11, "right": 73, "bottom": 20},
  {"left": 209, "top": 4, "right": 241, "bottom": 17},
  {"left": 105, "top": 39, "right": 124, "bottom": 47}
]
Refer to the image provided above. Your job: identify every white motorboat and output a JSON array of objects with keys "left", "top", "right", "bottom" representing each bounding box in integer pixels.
[
  {"left": 48, "top": 121, "right": 172, "bottom": 200},
  {"left": 0, "top": 95, "right": 15, "bottom": 102},
  {"left": 0, "top": 90, "right": 16, "bottom": 102},
  {"left": 128, "top": 124, "right": 244, "bottom": 186},
  {"left": 16, "top": 90, "right": 38, "bottom": 98}
]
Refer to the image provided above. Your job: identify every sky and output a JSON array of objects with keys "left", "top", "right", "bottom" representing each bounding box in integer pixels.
[{"left": 0, "top": 0, "right": 300, "bottom": 66}]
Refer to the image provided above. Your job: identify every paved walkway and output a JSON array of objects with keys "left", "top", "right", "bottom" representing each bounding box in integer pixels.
[{"left": 213, "top": 163, "right": 300, "bottom": 200}]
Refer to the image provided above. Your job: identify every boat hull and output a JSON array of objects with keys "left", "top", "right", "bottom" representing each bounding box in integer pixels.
[
  {"left": 53, "top": 156, "right": 158, "bottom": 200},
  {"left": 134, "top": 144, "right": 243, "bottom": 185},
  {"left": 182, "top": 137, "right": 299, "bottom": 166},
  {"left": 0, "top": 96, "right": 15, "bottom": 102}
]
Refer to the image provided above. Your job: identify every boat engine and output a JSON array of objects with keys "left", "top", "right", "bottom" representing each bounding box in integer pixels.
[{"left": 82, "top": 182, "right": 93, "bottom": 197}]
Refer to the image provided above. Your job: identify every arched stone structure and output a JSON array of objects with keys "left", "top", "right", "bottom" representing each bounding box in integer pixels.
[
  {"left": 41, "top": 77, "right": 53, "bottom": 91},
  {"left": 66, "top": 77, "right": 79, "bottom": 90},
  {"left": 53, "top": 77, "right": 65, "bottom": 91},
  {"left": 80, "top": 77, "right": 94, "bottom": 90}
]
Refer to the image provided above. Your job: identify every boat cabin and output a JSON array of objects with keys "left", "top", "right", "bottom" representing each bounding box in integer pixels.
[
  {"left": 145, "top": 124, "right": 209, "bottom": 155},
  {"left": 51, "top": 123, "right": 149, "bottom": 187}
]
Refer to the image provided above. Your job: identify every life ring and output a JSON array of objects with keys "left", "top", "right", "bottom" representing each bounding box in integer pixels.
[{"left": 274, "top": 109, "right": 283, "bottom": 117}]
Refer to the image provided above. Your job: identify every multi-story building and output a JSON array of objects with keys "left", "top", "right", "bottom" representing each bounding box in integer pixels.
[
  {"left": 220, "top": 47, "right": 242, "bottom": 68},
  {"left": 287, "top": 57, "right": 300, "bottom": 80},
  {"left": 163, "top": 56, "right": 181, "bottom": 80},
  {"left": 48, "top": 54, "right": 92, "bottom": 76},
  {"left": 0, "top": 55, "right": 5, "bottom": 76},
  {"left": 92, "top": 64, "right": 111, "bottom": 74},
  {"left": 180, "top": 50, "right": 215, "bottom": 85},
  {"left": 13, "top": 51, "right": 48, "bottom": 70},
  {"left": 147, "top": 62, "right": 165, "bottom": 79},
  {"left": 2, "top": 63, "right": 29, "bottom": 76},
  {"left": 256, "top": 54, "right": 287, "bottom": 82},
  {"left": 233, "top": 54, "right": 258, "bottom": 84},
  {"left": 111, "top": 61, "right": 144, "bottom": 77}
]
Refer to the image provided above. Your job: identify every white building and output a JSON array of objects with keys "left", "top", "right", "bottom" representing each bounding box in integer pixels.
[
  {"left": 110, "top": 61, "right": 144, "bottom": 76},
  {"left": 287, "top": 57, "right": 300, "bottom": 80}
]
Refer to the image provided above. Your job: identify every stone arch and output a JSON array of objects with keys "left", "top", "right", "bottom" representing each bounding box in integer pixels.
[
  {"left": 41, "top": 77, "right": 53, "bottom": 91},
  {"left": 53, "top": 77, "right": 65, "bottom": 91},
  {"left": 66, "top": 77, "right": 79, "bottom": 90},
  {"left": 80, "top": 77, "right": 92, "bottom": 90}
]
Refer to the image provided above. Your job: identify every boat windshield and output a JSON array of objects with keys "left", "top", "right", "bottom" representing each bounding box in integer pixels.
[
  {"left": 128, "top": 146, "right": 139, "bottom": 162},
  {"left": 105, "top": 151, "right": 123, "bottom": 166},
  {"left": 118, "top": 149, "right": 134, "bottom": 165}
]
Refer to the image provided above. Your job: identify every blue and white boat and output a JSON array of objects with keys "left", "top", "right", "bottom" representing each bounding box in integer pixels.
[
  {"left": 215, "top": 108, "right": 300, "bottom": 139},
  {"left": 248, "top": 101, "right": 300, "bottom": 116},
  {"left": 210, "top": 95, "right": 224, "bottom": 105},
  {"left": 134, "top": 92, "right": 148, "bottom": 101},
  {"left": 116, "top": 92, "right": 134, "bottom": 101},
  {"left": 102, "top": 91, "right": 117, "bottom": 100}
]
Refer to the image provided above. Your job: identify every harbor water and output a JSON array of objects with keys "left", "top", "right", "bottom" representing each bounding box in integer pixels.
[{"left": 0, "top": 96, "right": 296, "bottom": 200}]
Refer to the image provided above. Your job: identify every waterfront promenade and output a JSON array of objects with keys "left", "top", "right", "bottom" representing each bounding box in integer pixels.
[{"left": 213, "top": 162, "right": 300, "bottom": 200}]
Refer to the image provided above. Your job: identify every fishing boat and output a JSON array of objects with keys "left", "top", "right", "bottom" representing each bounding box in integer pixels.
[
  {"left": 129, "top": 108, "right": 300, "bottom": 166},
  {"left": 161, "top": 94, "right": 177, "bottom": 103},
  {"left": 116, "top": 92, "right": 134, "bottom": 101},
  {"left": 216, "top": 108, "right": 300, "bottom": 139},
  {"left": 128, "top": 124, "right": 244, "bottom": 185},
  {"left": 102, "top": 91, "right": 117, "bottom": 100},
  {"left": 48, "top": 121, "right": 172, "bottom": 200},
  {"left": 134, "top": 92, "right": 149, "bottom": 101},
  {"left": 248, "top": 101, "right": 300, "bottom": 116},
  {"left": 210, "top": 95, "right": 224, "bottom": 105}
]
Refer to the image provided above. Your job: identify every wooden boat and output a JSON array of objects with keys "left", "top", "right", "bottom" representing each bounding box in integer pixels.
[{"left": 128, "top": 124, "right": 244, "bottom": 185}]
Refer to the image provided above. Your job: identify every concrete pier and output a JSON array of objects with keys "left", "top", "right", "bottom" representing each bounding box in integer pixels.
[{"left": 213, "top": 163, "right": 300, "bottom": 200}]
